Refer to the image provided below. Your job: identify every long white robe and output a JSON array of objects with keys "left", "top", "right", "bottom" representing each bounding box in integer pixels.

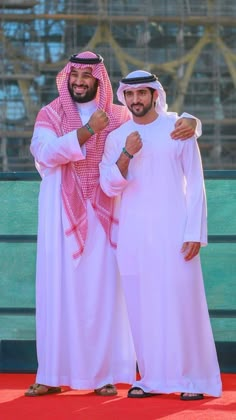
[
  {"left": 99, "top": 113, "right": 222, "bottom": 397},
  {"left": 30, "top": 101, "right": 136, "bottom": 389}
]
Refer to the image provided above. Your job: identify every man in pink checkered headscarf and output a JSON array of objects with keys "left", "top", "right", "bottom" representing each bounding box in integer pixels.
[{"left": 25, "top": 51, "right": 200, "bottom": 397}]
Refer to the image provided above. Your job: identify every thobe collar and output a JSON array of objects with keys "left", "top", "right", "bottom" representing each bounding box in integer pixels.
[{"left": 76, "top": 99, "right": 98, "bottom": 116}]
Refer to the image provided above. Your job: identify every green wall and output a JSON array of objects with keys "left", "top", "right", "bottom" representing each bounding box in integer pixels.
[{"left": 0, "top": 172, "right": 235, "bottom": 372}]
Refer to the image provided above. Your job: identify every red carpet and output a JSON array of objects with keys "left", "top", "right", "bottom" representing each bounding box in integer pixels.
[{"left": 0, "top": 373, "right": 235, "bottom": 419}]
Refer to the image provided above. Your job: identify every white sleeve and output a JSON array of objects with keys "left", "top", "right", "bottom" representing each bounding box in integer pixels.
[
  {"left": 181, "top": 138, "right": 207, "bottom": 246},
  {"left": 180, "top": 112, "right": 202, "bottom": 138},
  {"left": 30, "top": 127, "right": 86, "bottom": 169},
  {"left": 99, "top": 133, "right": 129, "bottom": 197}
]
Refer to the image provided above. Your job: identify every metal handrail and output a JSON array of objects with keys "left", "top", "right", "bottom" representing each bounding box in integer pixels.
[{"left": 1, "top": 170, "right": 236, "bottom": 181}]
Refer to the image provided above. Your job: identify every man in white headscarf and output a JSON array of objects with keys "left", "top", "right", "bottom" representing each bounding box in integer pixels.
[
  {"left": 99, "top": 70, "right": 222, "bottom": 400},
  {"left": 25, "top": 52, "right": 201, "bottom": 397}
]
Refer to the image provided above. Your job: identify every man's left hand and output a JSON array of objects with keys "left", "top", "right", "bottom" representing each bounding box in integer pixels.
[{"left": 171, "top": 118, "right": 197, "bottom": 140}]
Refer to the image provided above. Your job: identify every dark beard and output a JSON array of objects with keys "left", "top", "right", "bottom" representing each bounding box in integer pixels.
[
  {"left": 128, "top": 101, "right": 153, "bottom": 117},
  {"left": 68, "top": 80, "right": 98, "bottom": 103}
]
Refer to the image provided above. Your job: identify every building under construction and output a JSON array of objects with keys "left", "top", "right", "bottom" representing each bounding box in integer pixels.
[{"left": 1, "top": 0, "right": 236, "bottom": 171}]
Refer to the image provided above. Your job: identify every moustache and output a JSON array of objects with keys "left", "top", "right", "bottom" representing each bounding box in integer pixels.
[
  {"left": 73, "top": 84, "right": 88, "bottom": 88},
  {"left": 131, "top": 103, "right": 143, "bottom": 107}
]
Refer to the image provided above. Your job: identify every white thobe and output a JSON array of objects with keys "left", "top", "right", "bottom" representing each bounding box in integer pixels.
[
  {"left": 99, "top": 113, "right": 222, "bottom": 397},
  {"left": 30, "top": 101, "right": 136, "bottom": 389}
]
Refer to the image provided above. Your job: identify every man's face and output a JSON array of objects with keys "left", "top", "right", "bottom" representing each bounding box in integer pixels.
[
  {"left": 124, "top": 87, "right": 156, "bottom": 117},
  {"left": 68, "top": 67, "right": 98, "bottom": 103}
]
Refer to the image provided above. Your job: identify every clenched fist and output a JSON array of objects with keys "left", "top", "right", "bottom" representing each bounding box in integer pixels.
[
  {"left": 88, "top": 110, "right": 109, "bottom": 134},
  {"left": 125, "top": 131, "right": 143, "bottom": 156}
]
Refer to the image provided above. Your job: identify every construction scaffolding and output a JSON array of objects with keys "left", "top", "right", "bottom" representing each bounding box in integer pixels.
[{"left": 0, "top": 0, "right": 236, "bottom": 170}]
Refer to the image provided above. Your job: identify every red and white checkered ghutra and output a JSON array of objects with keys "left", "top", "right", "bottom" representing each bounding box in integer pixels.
[{"left": 34, "top": 51, "right": 130, "bottom": 259}]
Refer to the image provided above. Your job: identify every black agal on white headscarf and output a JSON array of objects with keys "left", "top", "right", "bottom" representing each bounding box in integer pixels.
[{"left": 117, "top": 70, "right": 168, "bottom": 114}]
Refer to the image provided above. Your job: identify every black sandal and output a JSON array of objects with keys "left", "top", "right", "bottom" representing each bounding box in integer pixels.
[
  {"left": 127, "top": 386, "right": 155, "bottom": 398},
  {"left": 180, "top": 392, "right": 204, "bottom": 401}
]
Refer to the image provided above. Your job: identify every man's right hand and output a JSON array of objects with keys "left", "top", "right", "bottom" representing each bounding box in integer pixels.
[
  {"left": 125, "top": 131, "right": 143, "bottom": 156},
  {"left": 88, "top": 110, "right": 109, "bottom": 134}
]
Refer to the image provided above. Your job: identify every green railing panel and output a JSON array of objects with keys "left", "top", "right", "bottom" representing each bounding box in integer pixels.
[
  {"left": 0, "top": 315, "right": 36, "bottom": 340},
  {"left": 201, "top": 244, "right": 236, "bottom": 309},
  {"left": 0, "top": 181, "right": 39, "bottom": 235},
  {"left": 0, "top": 243, "right": 36, "bottom": 308},
  {"left": 206, "top": 179, "right": 236, "bottom": 235},
  {"left": 0, "top": 171, "right": 235, "bottom": 372},
  {"left": 210, "top": 318, "right": 236, "bottom": 342}
]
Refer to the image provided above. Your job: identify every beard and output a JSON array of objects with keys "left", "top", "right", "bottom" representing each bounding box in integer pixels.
[
  {"left": 128, "top": 101, "right": 153, "bottom": 117},
  {"left": 68, "top": 80, "right": 98, "bottom": 103}
]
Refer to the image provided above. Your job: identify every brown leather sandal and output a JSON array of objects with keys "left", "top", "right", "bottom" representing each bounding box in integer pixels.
[
  {"left": 25, "top": 383, "right": 61, "bottom": 397},
  {"left": 94, "top": 384, "right": 117, "bottom": 396}
]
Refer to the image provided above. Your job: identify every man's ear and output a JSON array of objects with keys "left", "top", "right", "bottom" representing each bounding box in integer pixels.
[
  {"left": 153, "top": 90, "right": 158, "bottom": 107},
  {"left": 153, "top": 90, "right": 158, "bottom": 101}
]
